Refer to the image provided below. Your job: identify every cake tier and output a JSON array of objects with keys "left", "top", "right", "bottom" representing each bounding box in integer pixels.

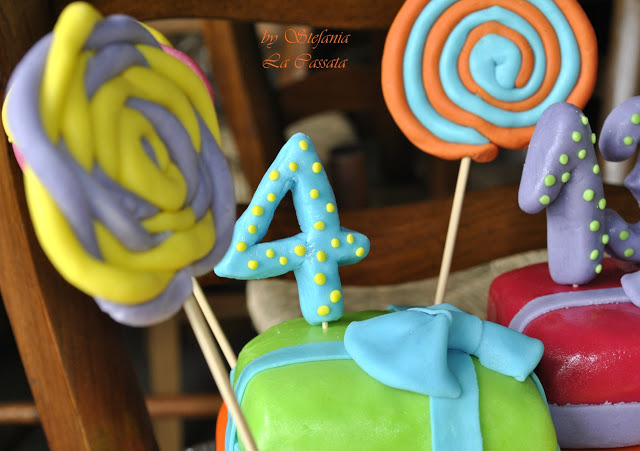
[
  {"left": 488, "top": 258, "right": 640, "bottom": 449},
  {"left": 220, "top": 310, "right": 557, "bottom": 451}
]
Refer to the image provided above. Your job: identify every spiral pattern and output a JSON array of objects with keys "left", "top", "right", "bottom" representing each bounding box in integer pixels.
[
  {"left": 1, "top": 3, "right": 235, "bottom": 326},
  {"left": 382, "top": 0, "right": 597, "bottom": 162}
]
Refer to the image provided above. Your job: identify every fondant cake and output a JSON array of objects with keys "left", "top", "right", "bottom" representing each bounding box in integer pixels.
[
  {"left": 217, "top": 307, "right": 558, "bottom": 450},
  {"left": 488, "top": 97, "right": 640, "bottom": 450}
]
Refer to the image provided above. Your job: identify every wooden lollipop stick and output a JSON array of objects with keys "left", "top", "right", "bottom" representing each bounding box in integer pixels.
[
  {"left": 191, "top": 278, "right": 237, "bottom": 367},
  {"left": 434, "top": 156, "right": 471, "bottom": 305},
  {"left": 183, "top": 296, "right": 258, "bottom": 451}
]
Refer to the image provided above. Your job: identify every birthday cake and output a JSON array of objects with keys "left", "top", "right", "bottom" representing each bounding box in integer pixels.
[
  {"left": 213, "top": 132, "right": 558, "bottom": 450},
  {"left": 488, "top": 100, "right": 640, "bottom": 450},
  {"left": 3, "top": 0, "right": 631, "bottom": 450}
]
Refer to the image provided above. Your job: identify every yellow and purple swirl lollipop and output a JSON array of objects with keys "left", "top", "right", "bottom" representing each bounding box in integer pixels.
[{"left": 1, "top": 2, "right": 235, "bottom": 326}]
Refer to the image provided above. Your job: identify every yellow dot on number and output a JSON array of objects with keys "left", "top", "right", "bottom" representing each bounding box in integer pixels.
[
  {"left": 252, "top": 205, "right": 264, "bottom": 216},
  {"left": 248, "top": 260, "right": 258, "bottom": 270},
  {"left": 314, "top": 221, "right": 325, "bottom": 230},
  {"left": 310, "top": 189, "right": 319, "bottom": 199},
  {"left": 314, "top": 273, "right": 327, "bottom": 285},
  {"left": 559, "top": 154, "right": 568, "bottom": 165},
  {"left": 330, "top": 290, "right": 342, "bottom": 303},
  {"left": 289, "top": 162, "right": 299, "bottom": 171},
  {"left": 347, "top": 234, "right": 354, "bottom": 244},
  {"left": 620, "top": 230, "right": 630, "bottom": 241},
  {"left": 248, "top": 224, "right": 257, "bottom": 234},
  {"left": 589, "top": 250, "right": 599, "bottom": 260},
  {"left": 624, "top": 136, "right": 634, "bottom": 146},
  {"left": 326, "top": 203, "right": 335, "bottom": 213},
  {"left": 299, "top": 140, "right": 309, "bottom": 150},
  {"left": 267, "top": 193, "right": 277, "bottom": 202},
  {"left": 591, "top": 133, "right": 596, "bottom": 144},
  {"left": 571, "top": 131, "right": 582, "bottom": 142},
  {"left": 269, "top": 170, "right": 280, "bottom": 181},
  {"left": 312, "top": 162, "right": 322, "bottom": 173},
  {"left": 595, "top": 264, "right": 602, "bottom": 274},
  {"left": 331, "top": 238, "right": 340, "bottom": 248},
  {"left": 539, "top": 195, "right": 550, "bottom": 205},
  {"left": 593, "top": 164, "right": 600, "bottom": 174},
  {"left": 236, "top": 242, "right": 247, "bottom": 252},
  {"left": 583, "top": 189, "right": 594, "bottom": 202},
  {"left": 317, "top": 251, "right": 327, "bottom": 262},
  {"left": 279, "top": 256, "right": 288, "bottom": 265},
  {"left": 625, "top": 248, "right": 635, "bottom": 258},
  {"left": 294, "top": 245, "right": 306, "bottom": 256},
  {"left": 356, "top": 247, "right": 365, "bottom": 257},
  {"left": 266, "top": 249, "right": 275, "bottom": 258},
  {"left": 317, "top": 305, "right": 330, "bottom": 316}
]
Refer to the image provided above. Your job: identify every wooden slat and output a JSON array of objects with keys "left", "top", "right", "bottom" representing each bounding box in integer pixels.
[
  {"left": 257, "top": 184, "right": 638, "bottom": 286},
  {"left": 54, "top": 0, "right": 404, "bottom": 29},
  {"left": 203, "top": 19, "right": 284, "bottom": 191},
  {"left": 0, "top": 394, "right": 223, "bottom": 425},
  {"left": 278, "top": 67, "right": 381, "bottom": 124}
]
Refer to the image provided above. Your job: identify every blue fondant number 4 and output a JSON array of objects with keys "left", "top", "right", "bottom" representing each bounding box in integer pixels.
[{"left": 214, "top": 133, "right": 369, "bottom": 325}]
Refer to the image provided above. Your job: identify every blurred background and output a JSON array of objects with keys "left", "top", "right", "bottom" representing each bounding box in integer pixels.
[{"left": 2, "top": 0, "right": 639, "bottom": 449}]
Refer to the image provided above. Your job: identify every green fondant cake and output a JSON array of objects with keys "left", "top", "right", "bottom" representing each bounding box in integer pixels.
[{"left": 220, "top": 311, "right": 558, "bottom": 450}]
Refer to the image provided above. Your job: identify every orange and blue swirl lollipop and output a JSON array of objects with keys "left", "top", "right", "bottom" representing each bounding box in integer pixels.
[
  {"left": 2, "top": 2, "right": 234, "bottom": 326},
  {"left": 382, "top": 0, "right": 597, "bottom": 161}
]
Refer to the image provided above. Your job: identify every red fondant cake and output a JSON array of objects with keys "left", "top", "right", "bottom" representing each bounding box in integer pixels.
[{"left": 488, "top": 258, "right": 640, "bottom": 449}]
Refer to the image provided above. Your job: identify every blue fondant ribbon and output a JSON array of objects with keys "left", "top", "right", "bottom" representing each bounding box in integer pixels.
[
  {"left": 344, "top": 305, "right": 545, "bottom": 451},
  {"left": 344, "top": 305, "right": 544, "bottom": 397}
]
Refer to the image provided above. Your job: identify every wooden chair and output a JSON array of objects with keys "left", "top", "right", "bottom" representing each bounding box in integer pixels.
[{"left": 1, "top": 1, "right": 636, "bottom": 450}]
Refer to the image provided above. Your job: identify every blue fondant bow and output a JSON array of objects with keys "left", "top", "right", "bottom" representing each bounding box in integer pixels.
[{"left": 343, "top": 304, "right": 544, "bottom": 398}]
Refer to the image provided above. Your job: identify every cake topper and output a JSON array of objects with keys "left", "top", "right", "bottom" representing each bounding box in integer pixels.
[
  {"left": 2, "top": 1, "right": 234, "bottom": 326},
  {"left": 520, "top": 96, "right": 640, "bottom": 300},
  {"left": 599, "top": 96, "right": 640, "bottom": 304},
  {"left": 381, "top": 0, "right": 597, "bottom": 303},
  {"left": 519, "top": 103, "right": 605, "bottom": 284},
  {"left": 215, "top": 133, "right": 370, "bottom": 325}
]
